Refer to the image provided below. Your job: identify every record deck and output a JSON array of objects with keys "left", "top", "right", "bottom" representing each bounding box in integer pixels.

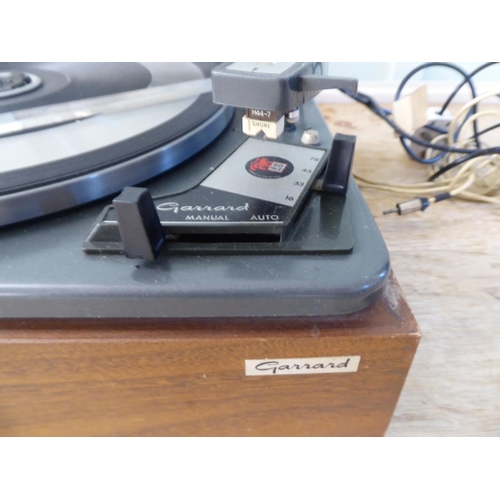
[{"left": 0, "top": 62, "right": 390, "bottom": 319}]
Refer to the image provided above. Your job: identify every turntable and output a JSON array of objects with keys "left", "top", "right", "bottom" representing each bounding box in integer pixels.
[
  {"left": 0, "top": 63, "right": 419, "bottom": 437},
  {"left": 0, "top": 62, "right": 389, "bottom": 318}
]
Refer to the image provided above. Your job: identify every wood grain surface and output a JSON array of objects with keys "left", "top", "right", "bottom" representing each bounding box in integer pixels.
[
  {"left": 0, "top": 275, "right": 419, "bottom": 437},
  {"left": 319, "top": 102, "right": 500, "bottom": 436}
]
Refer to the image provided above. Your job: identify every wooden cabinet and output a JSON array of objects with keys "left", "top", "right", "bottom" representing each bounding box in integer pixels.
[{"left": 0, "top": 273, "right": 419, "bottom": 436}]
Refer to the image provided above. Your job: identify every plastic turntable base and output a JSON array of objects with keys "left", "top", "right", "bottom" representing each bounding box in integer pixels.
[
  {"left": 0, "top": 180, "right": 389, "bottom": 318},
  {"left": 0, "top": 65, "right": 389, "bottom": 319}
]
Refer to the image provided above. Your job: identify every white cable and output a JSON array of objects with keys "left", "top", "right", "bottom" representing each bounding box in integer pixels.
[{"left": 357, "top": 89, "right": 500, "bottom": 211}]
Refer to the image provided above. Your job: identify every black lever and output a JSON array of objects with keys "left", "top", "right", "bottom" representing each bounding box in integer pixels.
[
  {"left": 321, "top": 133, "right": 357, "bottom": 196},
  {"left": 299, "top": 75, "right": 358, "bottom": 95},
  {"left": 113, "top": 187, "right": 165, "bottom": 261}
]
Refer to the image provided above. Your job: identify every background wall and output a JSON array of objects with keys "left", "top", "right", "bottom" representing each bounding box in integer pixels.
[
  {"left": 319, "top": 62, "right": 499, "bottom": 103},
  {"left": 327, "top": 62, "right": 500, "bottom": 81}
]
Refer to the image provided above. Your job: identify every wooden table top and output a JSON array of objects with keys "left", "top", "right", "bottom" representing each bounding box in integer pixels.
[{"left": 319, "top": 102, "right": 500, "bottom": 436}]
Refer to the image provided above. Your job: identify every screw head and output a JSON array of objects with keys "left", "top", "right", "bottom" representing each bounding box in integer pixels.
[{"left": 301, "top": 129, "right": 320, "bottom": 145}]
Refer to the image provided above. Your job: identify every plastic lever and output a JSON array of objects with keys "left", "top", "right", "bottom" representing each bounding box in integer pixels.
[
  {"left": 299, "top": 75, "right": 358, "bottom": 95},
  {"left": 113, "top": 187, "right": 165, "bottom": 261},
  {"left": 322, "top": 133, "right": 357, "bottom": 195}
]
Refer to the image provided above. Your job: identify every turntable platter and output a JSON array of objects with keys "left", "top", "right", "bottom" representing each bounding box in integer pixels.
[{"left": 0, "top": 62, "right": 232, "bottom": 227}]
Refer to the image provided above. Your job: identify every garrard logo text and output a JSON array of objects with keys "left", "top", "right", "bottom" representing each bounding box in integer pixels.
[{"left": 245, "top": 356, "right": 360, "bottom": 376}]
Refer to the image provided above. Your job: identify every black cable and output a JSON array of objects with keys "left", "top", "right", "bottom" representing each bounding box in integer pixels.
[
  {"left": 425, "top": 123, "right": 448, "bottom": 134},
  {"left": 401, "top": 136, "right": 445, "bottom": 164},
  {"left": 473, "top": 122, "right": 500, "bottom": 138},
  {"left": 429, "top": 63, "right": 500, "bottom": 180},
  {"left": 341, "top": 88, "right": 500, "bottom": 156},
  {"left": 340, "top": 61, "right": 500, "bottom": 190},
  {"left": 346, "top": 62, "right": 500, "bottom": 212},
  {"left": 427, "top": 150, "right": 486, "bottom": 181},
  {"left": 342, "top": 61, "right": 500, "bottom": 181},
  {"left": 395, "top": 62, "right": 477, "bottom": 102},
  {"left": 394, "top": 62, "right": 481, "bottom": 150},
  {"left": 377, "top": 104, "right": 500, "bottom": 156},
  {"left": 440, "top": 62, "right": 499, "bottom": 114}
]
